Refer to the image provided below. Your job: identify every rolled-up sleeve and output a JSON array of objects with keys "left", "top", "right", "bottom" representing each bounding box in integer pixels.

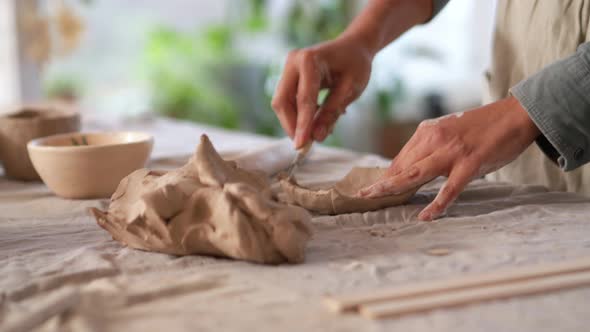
[{"left": 511, "top": 42, "right": 590, "bottom": 171}]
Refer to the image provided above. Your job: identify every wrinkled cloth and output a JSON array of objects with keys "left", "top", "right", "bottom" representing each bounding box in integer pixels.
[{"left": 2, "top": 117, "right": 590, "bottom": 332}]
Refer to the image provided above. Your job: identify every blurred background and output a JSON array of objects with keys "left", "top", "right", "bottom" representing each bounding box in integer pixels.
[{"left": 0, "top": 0, "right": 496, "bottom": 157}]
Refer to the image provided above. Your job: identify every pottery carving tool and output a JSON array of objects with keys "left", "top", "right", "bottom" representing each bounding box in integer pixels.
[{"left": 286, "top": 141, "right": 313, "bottom": 179}]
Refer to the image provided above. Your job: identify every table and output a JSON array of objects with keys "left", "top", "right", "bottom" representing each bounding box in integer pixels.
[{"left": 2, "top": 115, "right": 590, "bottom": 332}]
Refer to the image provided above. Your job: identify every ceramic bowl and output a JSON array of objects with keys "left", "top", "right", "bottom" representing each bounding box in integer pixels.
[
  {"left": 28, "top": 131, "right": 153, "bottom": 199},
  {"left": 0, "top": 104, "right": 80, "bottom": 180}
]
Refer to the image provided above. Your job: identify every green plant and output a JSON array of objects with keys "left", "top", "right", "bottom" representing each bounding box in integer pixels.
[
  {"left": 43, "top": 75, "right": 83, "bottom": 101},
  {"left": 141, "top": 0, "right": 282, "bottom": 133},
  {"left": 375, "top": 77, "right": 406, "bottom": 121},
  {"left": 141, "top": 25, "right": 240, "bottom": 129},
  {"left": 140, "top": 0, "right": 376, "bottom": 142},
  {"left": 244, "top": 0, "right": 268, "bottom": 32},
  {"left": 284, "top": 1, "right": 355, "bottom": 48}
]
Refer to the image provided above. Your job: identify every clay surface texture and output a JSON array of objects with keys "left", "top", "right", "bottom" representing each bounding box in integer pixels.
[
  {"left": 90, "top": 135, "right": 312, "bottom": 264},
  {"left": 280, "top": 167, "right": 417, "bottom": 215}
]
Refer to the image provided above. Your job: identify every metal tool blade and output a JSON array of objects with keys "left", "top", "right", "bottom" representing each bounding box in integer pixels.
[{"left": 286, "top": 141, "right": 313, "bottom": 178}]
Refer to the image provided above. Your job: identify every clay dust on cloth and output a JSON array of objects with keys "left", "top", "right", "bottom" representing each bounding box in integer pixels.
[{"left": 2, "top": 117, "right": 590, "bottom": 331}]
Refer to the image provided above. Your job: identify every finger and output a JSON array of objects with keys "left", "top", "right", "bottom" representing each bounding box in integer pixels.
[
  {"left": 358, "top": 152, "right": 449, "bottom": 198},
  {"left": 312, "top": 80, "right": 355, "bottom": 141},
  {"left": 384, "top": 143, "right": 425, "bottom": 177},
  {"left": 383, "top": 133, "right": 442, "bottom": 181},
  {"left": 271, "top": 61, "right": 299, "bottom": 138},
  {"left": 418, "top": 163, "right": 475, "bottom": 221},
  {"left": 383, "top": 155, "right": 400, "bottom": 177},
  {"left": 363, "top": 147, "right": 432, "bottom": 198},
  {"left": 275, "top": 102, "right": 297, "bottom": 139},
  {"left": 294, "top": 53, "right": 321, "bottom": 148},
  {"left": 386, "top": 125, "right": 439, "bottom": 174},
  {"left": 374, "top": 147, "right": 450, "bottom": 194}
]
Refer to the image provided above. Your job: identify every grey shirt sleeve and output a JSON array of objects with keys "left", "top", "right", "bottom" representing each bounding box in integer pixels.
[{"left": 511, "top": 42, "right": 590, "bottom": 171}]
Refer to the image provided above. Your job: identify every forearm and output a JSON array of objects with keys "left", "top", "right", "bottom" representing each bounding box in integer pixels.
[{"left": 340, "top": 0, "right": 434, "bottom": 57}]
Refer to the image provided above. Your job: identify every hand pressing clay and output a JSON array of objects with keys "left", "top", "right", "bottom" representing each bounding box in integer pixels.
[
  {"left": 90, "top": 135, "right": 312, "bottom": 264},
  {"left": 280, "top": 168, "right": 418, "bottom": 215}
]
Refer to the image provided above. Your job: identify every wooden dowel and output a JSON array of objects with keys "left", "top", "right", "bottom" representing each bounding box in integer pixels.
[
  {"left": 359, "top": 269, "right": 590, "bottom": 319},
  {"left": 324, "top": 256, "right": 590, "bottom": 312}
]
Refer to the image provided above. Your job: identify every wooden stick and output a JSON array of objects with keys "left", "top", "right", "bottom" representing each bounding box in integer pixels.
[
  {"left": 324, "top": 256, "right": 590, "bottom": 312},
  {"left": 360, "top": 269, "right": 590, "bottom": 319}
]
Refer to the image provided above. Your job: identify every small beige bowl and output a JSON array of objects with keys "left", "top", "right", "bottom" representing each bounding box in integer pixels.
[{"left": 28, "top": 131, "right": 154, "bottom": 199}]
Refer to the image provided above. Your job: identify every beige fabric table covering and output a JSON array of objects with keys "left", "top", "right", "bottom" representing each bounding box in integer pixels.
[{"left": 2, "top": 116, "right": 590, "bottom": 332}]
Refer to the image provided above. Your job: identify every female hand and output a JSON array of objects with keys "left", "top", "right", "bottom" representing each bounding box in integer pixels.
[
  {"left": 271, "top": 35, "right": 373, "bottom": 148},
  {"left": 358, "top": 96, "right": 541, "bottom": 221}
]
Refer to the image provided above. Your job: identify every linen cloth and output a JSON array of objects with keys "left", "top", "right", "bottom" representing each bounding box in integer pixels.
[{"left": 1, "top": 116, "right": 590, "bottom": 332}]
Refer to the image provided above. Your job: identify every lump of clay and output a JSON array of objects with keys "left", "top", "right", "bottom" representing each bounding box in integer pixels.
[
  {"left": 90, "top": 135, "right": 312, "bottom": 264},
  {"left": 280, "top": 168, "right": 417, "bottom": 215}
]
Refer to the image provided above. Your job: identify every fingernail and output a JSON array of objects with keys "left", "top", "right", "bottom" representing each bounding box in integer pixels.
[
  {"left": 418, "top": 211, "right": 432, "bottom": 221},
  {"left": 314, "top": 126, "right": 327, "bottom": 141}
]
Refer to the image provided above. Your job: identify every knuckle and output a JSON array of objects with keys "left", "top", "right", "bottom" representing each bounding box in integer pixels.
[
  {"left": 417, "top": 121, "right": 446, "bottom": 142},
  {"left": 406, "top": 165, "right": 420, "bottom": 179},
  {"left": 429, "top": 124, "right": 446, "bottom": 142},
  {"left": 299, "top": 49, "right": 316, "bottom": 64},
  {"left": 271, "top": 98, "right": 283, "bottom": 111},
  {"left": 286, "top": 49, "right": 300, "bottom": 61},
  {"left": 417, "top": 120, "right": 430, "bottom": 129},
  {"left": 451, "top": 140, "right": 470, "bottom": 156}
]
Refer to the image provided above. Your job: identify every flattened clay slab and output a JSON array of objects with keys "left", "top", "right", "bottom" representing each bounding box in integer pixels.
[
  {"left": 90, "top": 135, "right": 312, "bottom": 265},
  {"left": 280, "top": 167, "right": 417, "bottom": 215}
]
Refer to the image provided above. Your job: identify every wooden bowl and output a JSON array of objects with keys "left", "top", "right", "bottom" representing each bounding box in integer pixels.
[
  {"left": 27, "top": 131, "right": 154, "bottom": 199},
  {"left": 0, "top": 105, "right": 80, "bottom": 180}
]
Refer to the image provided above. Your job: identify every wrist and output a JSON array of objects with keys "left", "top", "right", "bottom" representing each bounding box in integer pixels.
[
  {"left": 506, "top": 96, "right": 541, "bottom": 140},
  {"left": 337, "top": 29, "right": 377, "bottom": 61},
  {"left": 340, "top": 0, "right": 433, "bottom": 57}
]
